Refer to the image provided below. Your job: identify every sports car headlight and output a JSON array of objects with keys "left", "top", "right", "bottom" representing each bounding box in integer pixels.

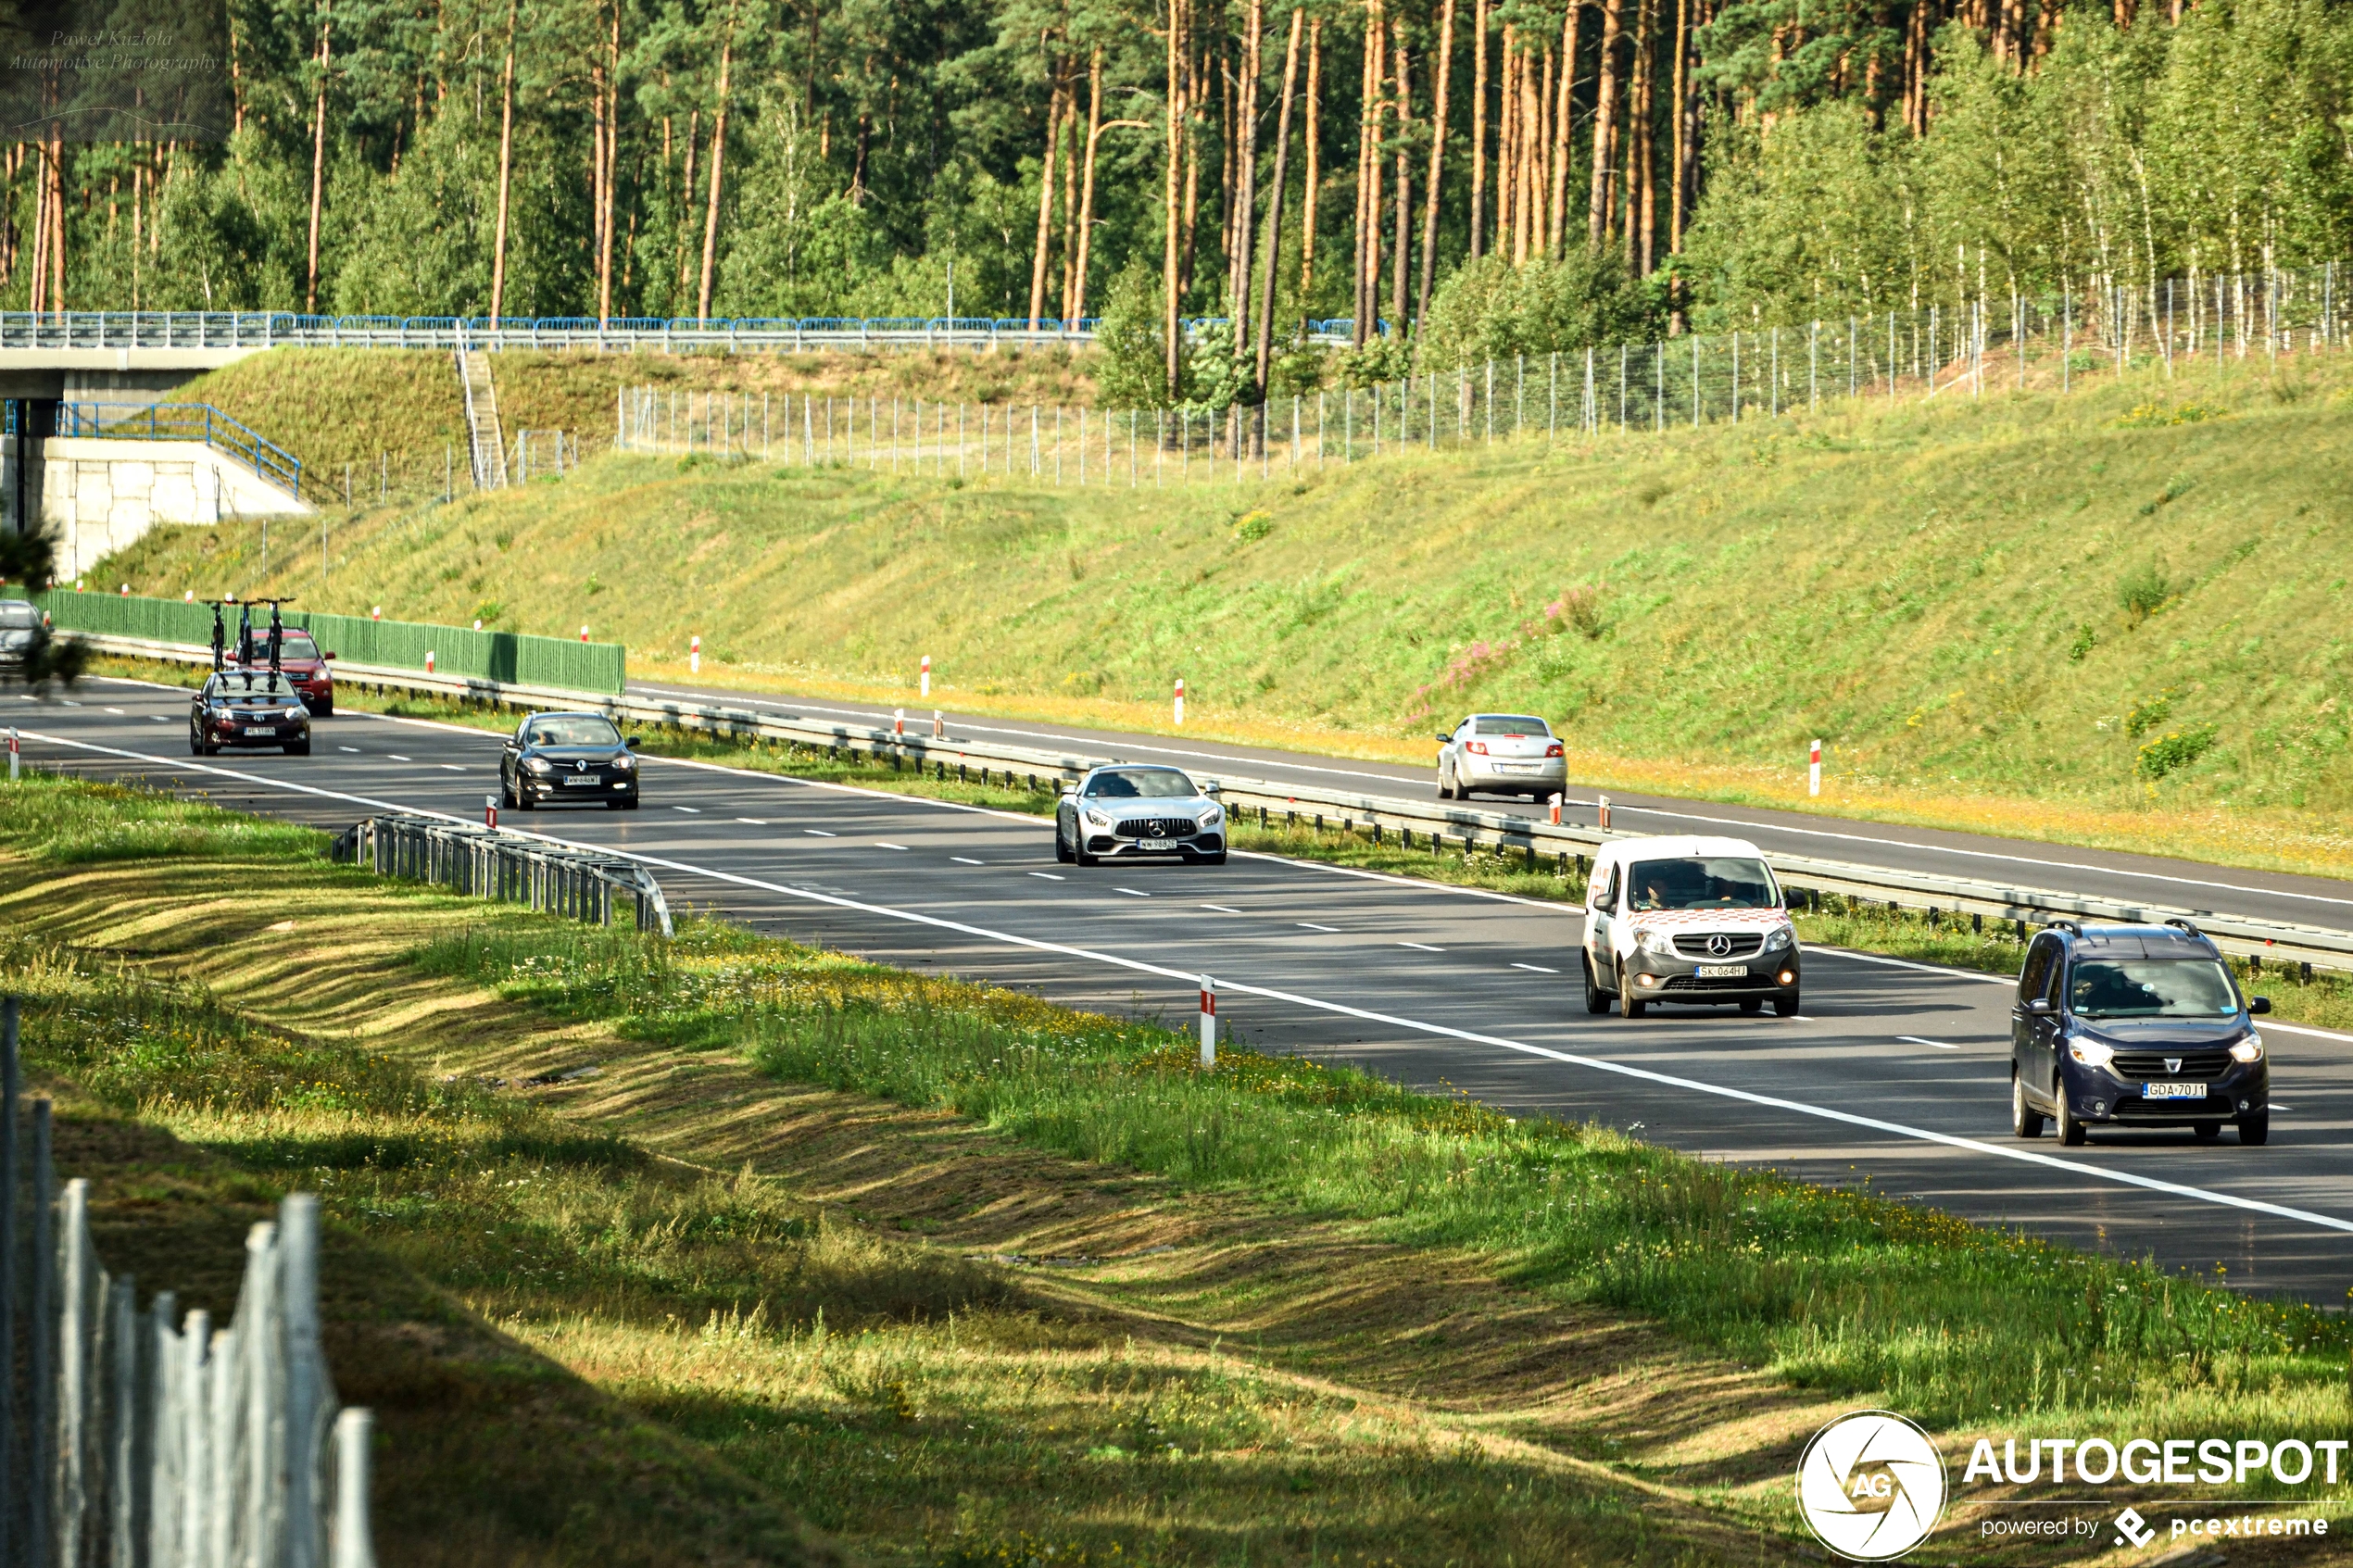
[
  {"left": 523, "top": 757, "right": 553, "bottom": 774},
  {"left": 1197, "top": 806, "right": 1223, "bottom": 829},
  {"left": 1764, "top": 925, "right": 1793, "bottom": 953},
  {"left": 2067, "top": 1036, "right": 2115, "bottom": 1069},
  {"left": 1084, "top": 809, "right": 1113, "bottom": 830},
  {"left": 2231, "top": 1033, "right": 2264, "bottom": 1063},
  {"left": 1634, "top": 926, "right": 1679, "bottom": 957}
]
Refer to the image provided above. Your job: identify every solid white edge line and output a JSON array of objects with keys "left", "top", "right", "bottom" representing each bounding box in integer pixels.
[{"left": 26, "top": 724, "right": 2353, "bottom": 1238}]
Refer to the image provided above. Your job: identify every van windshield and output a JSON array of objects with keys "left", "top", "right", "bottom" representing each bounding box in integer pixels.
[
  {"left": 1626, "top": 857, "right": 1779, "bottom": 910},
  {"left": 2070, "top": 960, "right": 2239, "bottom": 1019}
]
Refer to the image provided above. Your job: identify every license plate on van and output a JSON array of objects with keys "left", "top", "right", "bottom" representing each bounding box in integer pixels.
[
  {"left": 2143, "top": 1082, "right": 2207, "bottom": 1100},
  {"left": 1696, "top": 964, "right": 1747, "bottom": 979}
]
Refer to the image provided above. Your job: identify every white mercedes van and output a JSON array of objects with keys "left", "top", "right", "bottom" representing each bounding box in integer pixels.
[{"left": 1580, "top": 835, "right": 1802, "bottom": 1018}]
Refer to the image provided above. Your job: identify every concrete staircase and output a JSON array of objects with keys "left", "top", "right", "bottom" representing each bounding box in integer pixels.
[{"left": 455, "top": 349, "right": 509, "bottom": 490}]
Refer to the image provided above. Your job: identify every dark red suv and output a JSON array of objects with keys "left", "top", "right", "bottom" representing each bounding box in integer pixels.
[{"left": 237, "top": 627, "right": 335, "bottom": 716}]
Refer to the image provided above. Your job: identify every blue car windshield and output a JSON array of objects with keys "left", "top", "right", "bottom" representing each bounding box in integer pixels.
[
  {"left": 528, "top": 717, "right": 622, "bottom": 747},
  {"left": 2070, "top": 960, "right": 2238, "bottom": 1019},
  {"left": 1086, "top": 769, "right": 1196, "bottom": 799}
]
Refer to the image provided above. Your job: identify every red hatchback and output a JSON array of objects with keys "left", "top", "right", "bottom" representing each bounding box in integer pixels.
[{"left": 238, "top": 627, "right": 335, "bottom": 716}]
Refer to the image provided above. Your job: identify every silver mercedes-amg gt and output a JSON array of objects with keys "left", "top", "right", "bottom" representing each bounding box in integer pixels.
[{"left": 1054, "top": 765, "right": 1227, "bottom": 866}]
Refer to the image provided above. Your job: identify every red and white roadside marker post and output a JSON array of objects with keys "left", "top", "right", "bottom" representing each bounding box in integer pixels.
[
  {"left": 690, "top": 635, "right": 702, "bottom": 675},
  {"left": 1597, "top": 794, "right": 1612, "bottom": 830},
  {"left": 580, "top": 624, "right": 590, "bottom": 643},
  {"left": 424, "top": 649, "right": 435, "bottom": 674},
  {"left": 1199, "top": 975, "right": 1216, "bottom": 1069},
  {"left": 893, "top": 708, "right": 906, "bottom": 738},
  {"left": 484, "top": 794, "right": 498, "bottom": 829},
  {"left": 933, "top": 710, "right": 945, "bottom": 739},
  {"left": 1809, "top": 738, "right": 1822, "bottom": 797},
  {"left": 371, "top": 606, "right": 382, "bottom": 622},
  {"left": 1549, "top": 792, "right": 1563, "bottom": 825},
  {"left": 920, "top": 654, "right": 931, "bottom": 698},
  {"left": 1174, "top": 677, "right": 1186, "bottom": 727},
  {"left": 7, "top": 728, "right": 18, "bottom": 784},
  {"left": 182, "top": 590, "right": 195, "bottom": 602}
]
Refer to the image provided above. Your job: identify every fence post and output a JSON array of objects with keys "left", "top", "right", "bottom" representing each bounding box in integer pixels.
[
  {"left": 331, "top": 1410, "right": 375, "bottom": 1568},
  {"left": 283, "top": 1194, "right": 328, "bottom": 1568},
  {"left": 29, "top": 1098, "right": 54, "bottom": 1568},
  {"left": 0, "top": 997, "right": 14, "bottom": 1568}
]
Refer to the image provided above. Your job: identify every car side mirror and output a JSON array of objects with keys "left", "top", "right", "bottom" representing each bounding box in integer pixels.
[
  {"left": 1436, "top": 733, "right": 1451, "bottom": 743},
  {"left": 321, "top": 650, "right": 337, "bottom": 659},
  {"left": 2250, "top": 996, "right": 2271, "bottom": 1015},
  {"left": 624, "top": 735, "right": 640, "bottom": 749},
  {"left": 1060, "top": 784, "right": 1077, "bottom": 797},
  {"left": 2027, "top": 997, "right": 2056, "bottom": 1015},
  {"left": 1202, "top": 779, "right": 1221, "bottom": 796}
]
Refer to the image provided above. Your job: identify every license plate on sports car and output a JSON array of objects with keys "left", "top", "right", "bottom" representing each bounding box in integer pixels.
[
  {"left": 1696, "top": 963, "right": 1748, "bottom": 979},
  {"left": 2143, "top": 1082, "right": 2207, "bottom": 1100},
  {"left": 243, "top": 724, "right": 277, "bottom": 735},
  {"left": 562, "top": 775, "right": 600, "bottom": 786},
  {"left": 1139, "top": 837, "right": 1176, "bottom": 851}
]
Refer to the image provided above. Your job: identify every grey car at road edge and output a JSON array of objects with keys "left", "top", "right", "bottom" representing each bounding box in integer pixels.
[
  {"left": 500, "top": 711, "right": 643, "bottom": 809},
  {"left": 1056, "top": 765, "right": 1227, "bottom": 866},
  {"left": 1436, "top": 713, "right": 1567, "bottom": 801}
]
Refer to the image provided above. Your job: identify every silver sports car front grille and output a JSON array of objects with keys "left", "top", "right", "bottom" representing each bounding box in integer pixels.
[{"left": 1113, "top": 817, "right": 1196, "bottom": 839}]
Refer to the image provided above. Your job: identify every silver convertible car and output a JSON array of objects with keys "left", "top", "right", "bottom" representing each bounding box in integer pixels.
[{"left": 1054, "top": 765, "right": 1228, "bottom": 866}]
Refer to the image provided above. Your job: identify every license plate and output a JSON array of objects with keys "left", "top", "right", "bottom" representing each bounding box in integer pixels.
[
  {"left": 1696, "top": 963, "right": 1748, "bottom": 979},
  {"left": 243, "top": 724, "right": 277, "bottom": 735},
  {"left": 562, "top": 775, "right": 600, "bottom": 787},
  {"left": 1138, "top": 837, "right": 1176, "bottom": 851},
  {"left": 2143, "top": 1082, "right": 2208, "bottom": 1100}
]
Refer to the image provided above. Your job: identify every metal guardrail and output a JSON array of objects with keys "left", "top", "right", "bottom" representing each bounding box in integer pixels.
[
  {"left": 82, "top": 631, "right": 2353, "bottom": 973},
  {"left": 332, "top": 813, "right": 673, "bottom": 937},
  {"left": 34, "top": 402, "right": 307, "bottom": 498}
]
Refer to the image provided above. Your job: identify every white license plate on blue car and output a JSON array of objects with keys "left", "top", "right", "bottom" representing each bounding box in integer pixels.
[{"left": 2143, "top": 1082, "right": 2208, "bottom": 1100}]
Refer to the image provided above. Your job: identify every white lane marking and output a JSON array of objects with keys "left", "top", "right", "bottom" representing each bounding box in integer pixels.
[
  {"left": 1899, "top": 1035, "right": 1961, "bottom": 1050},
  {"left": 1114, "top": 887, "right": 1151, "bottom": 898},
  {"left": 338, "top": 746, "right": 361, "bottom": 754},
  {"left": 736, "top": 817, "right": 766, "bottom": 825},
  {"left": 59, "top": 700, "right": 79, "bottom": 707},
  {"left": 150, "top": 715, "right": 168, "bottom": 722},
  {"left": 389, "top": 755, "right": 410, "bottom": 762},
  {"left": 1512, "top": 962, "right": 1559, "bottom": 973},
  {"left": 1200, "top": 903, "right": 1243, "bottom": 914},
  {"left": 104, "top": 707, "right": 124, "bottom": 715},
  {"left": 1029, "top": 872, "right": 1064, "bottom": 881},
  {"left": 805, "top": 829, "right": 837, "bottom": 837},
  {"left": 439, "top": 765, "right": 465, "bottom": 772},
  {"left": 951, "top": 857, "right": 985, "bottom": 866},
  {"left": 1400, "top": 941, "right": 1444, "bottom": 952},
  {"left": 876, "top": 841, "right": 909, "bottom": 850},
  {"left": 1297, "top": 922, "right": 1341, "bottom": 933},
  {"left": 22, "top": 725, "right": 2353, "bottom": 1239}
]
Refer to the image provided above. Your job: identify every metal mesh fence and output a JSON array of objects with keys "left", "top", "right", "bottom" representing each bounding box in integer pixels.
[{"left": 0, "top": 999, "right": 376, "bottom": 1568}]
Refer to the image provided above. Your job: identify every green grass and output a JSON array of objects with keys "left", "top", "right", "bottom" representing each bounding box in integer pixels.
[{"left": 107, "top": 348, "right": 2353, "bottom": 886}]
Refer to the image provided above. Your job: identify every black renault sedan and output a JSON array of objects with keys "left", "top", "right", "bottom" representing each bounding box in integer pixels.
[
  {"left": 499, "top": 711, "right": 641, "bottom": 809},
  {"left": 189, "top": 670, "right": 312, "bottom": 756},
  {"left": 2010, "top": 920, "right": 2271, "bottom": 1147}
]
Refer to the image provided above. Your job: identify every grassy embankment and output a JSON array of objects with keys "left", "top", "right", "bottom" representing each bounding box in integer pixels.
[
  {"left": 85, "top": 646, "right": 2353, "bottom": 1034},
  {"left": 10, "top": 774, "right": 2353, "bottom": 1568},
  {"left": 105, "top": 345, "right": 2353, "bottom": 884}
]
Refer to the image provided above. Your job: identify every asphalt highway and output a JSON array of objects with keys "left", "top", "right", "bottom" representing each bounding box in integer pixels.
[
  {"left": 629, "top": 677, "right": 2353, "bottom": 935},
  {"left": 18, "top": 677, "right": 2353, "bottom": 1301}
]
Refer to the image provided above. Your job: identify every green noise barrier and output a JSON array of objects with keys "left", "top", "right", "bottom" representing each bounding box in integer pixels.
[{"left": 30, "top": 590, "right": 626, "bottom": 695}]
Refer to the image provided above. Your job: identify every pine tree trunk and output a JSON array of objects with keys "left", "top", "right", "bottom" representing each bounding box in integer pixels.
[
  {"left": 1301, "top": 18, "right": 1321, "bottom": 321},
  {"left": 1498, "top": 32, "right": 1516, "bottom": 263},
  {"left": 306, "top": 6, "right": 333, "bottom": 313},
  {"left": 1669, "top": 0, "right": 1690, "bottom": 258},
  {"left": 489, "top": 0, "right": 518, "bottom": 327},
  {"left": 1060, "top": 90, "right": 1082, "bottom": 318},
  {"left": 1629, "top": 0, "right": 1656, "bottom": 272},
  {"left": 1390, "top": 20, "right": 1410, "bottom": 329},
  {"left": 1549, "top": 4, "right": 1579, "bottom": 256},
  {"left": 1182, "top": 38, "right": 1203, "bottom": 300},
  {"left": 1232, "top": 0, "right": 1264, "bottom": 359},
  {"left": 598, "top": 3, "right": 622, "bottom": 326},
  {"left": 1585, "top": 0, "right": 1624, "bottom": 249},
  {"left": 1468, "top": 0, "right": 1488, "bottom": 261},
  {"left": 48, "top": 122, "right": 63, "bottom": 316},
  {"left": 1352, "top": 5, "right": 1377, "bottom": 343},
  {"left": 1257, "top": 6, "right": 1305, "bottom": 395},
  {"left": 1067, "top": 52, "right": 1104, "bottom": 326},
  {"left": 1537, "top": 44, "right": 1554, "bottom": 254},
  {"left": 1165, "top": 0, "right": 1188, "bottom": 399},
  {"left": 696, "top": 31, "right": 734, "bottom": 323},
  {"left": 1029, "top": 61, "right": 1066, "bottom": 331},
  {"left": 676, "top": 109, "right": 698, "bottom": 302},
  {"left": 1416, "top": 0, "right": 1454, "bottom": 320},
  {"left": 1516, "top": 38, "right": 1537, "bottom": 263},
  {"left": 27, "top": 144, "right": 45, "bottom": 315}
]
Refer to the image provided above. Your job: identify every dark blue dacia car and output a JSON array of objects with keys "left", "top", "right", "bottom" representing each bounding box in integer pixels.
[{"left": 2010, "top": 921, "right": 2271, "bottom": 1147}]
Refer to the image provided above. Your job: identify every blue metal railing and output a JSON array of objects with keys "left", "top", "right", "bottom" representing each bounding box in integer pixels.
[{"left": 41, "top": 402, "right": 305, "bottom": 497}]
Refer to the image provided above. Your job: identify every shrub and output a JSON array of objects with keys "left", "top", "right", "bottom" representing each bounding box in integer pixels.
[
  {"left": 2118, "top": 562, "right": 2172, "bottom": 621},
  {"left": 2138, "top": 722, "right": 2218, "bottom": 779},
  {"left": 2123, "top": 692, "right": 2172, "bottom": 737}
]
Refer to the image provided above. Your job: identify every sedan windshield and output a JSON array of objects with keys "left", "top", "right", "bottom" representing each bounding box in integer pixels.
[
  {"left": 0, "top": 604, "right": 35, "bottom": 629},
  {"left": 1626, "top": 857, "right": 1779, "bottom": 910},
  {"left": 1086, "top": 768, "right": 1197, "bottom": 798},
  {"left": 1473, "top": 715, "right": 1551, "bottom": 736},
  {"left": 2070, "top": 960, "right": 2239, "bottom": 1019},
  {"left": 527, "top": 717, "right": 623, "bottom": 747}
]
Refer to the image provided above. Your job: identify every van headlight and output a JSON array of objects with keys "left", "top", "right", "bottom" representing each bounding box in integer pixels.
[
  {"left": 2231, "top": 1033, "right": 2264, "bottom": 1063},
  {"left": 1764, "top": 925, "right": 1793, "bottom": 952},
  {"left": 1635, "top": 926, "right": 1679, "bottom": 957},
  {"left": 2067, "top": 1036, "right": 2115, "bottom": 1069}
]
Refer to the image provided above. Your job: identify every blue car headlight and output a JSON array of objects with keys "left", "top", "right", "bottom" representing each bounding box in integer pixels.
[{"left": 2067, "top": 1035, "right": 2115, "bottom": 1069}]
